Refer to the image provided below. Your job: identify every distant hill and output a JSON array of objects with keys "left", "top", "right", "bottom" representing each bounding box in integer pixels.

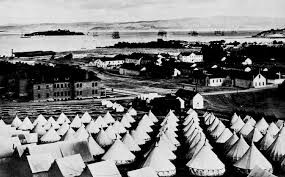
[
  {"left": 253, "top": 28, "right": 285, "bottom": 38},
  {"left": 0, "top": 16, "right": 284, "bottom": 34}
]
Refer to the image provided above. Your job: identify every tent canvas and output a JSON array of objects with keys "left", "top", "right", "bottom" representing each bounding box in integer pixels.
[
  {"left": 87, "top": 160, "right": 122, "bottom": 177},
  {"left": 128, "top": 167, "right": 158, "bottom": 177},
  {"left": 59, "top": 140, "right": 94, "bottom": 163},
  {"left": 27, "top": 153, "right": 55, "bottom": 174},
  {"left": 49, "top": 154, "right": 85, "bottom": 177}
]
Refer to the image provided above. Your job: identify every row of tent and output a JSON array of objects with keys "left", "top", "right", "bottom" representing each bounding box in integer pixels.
[
  {"left": 101, "top": 100, "right": 127, "bottom": 113},
  {"left": 201, "top": 111, "right": 282, "bottom": 176},
  {"left": 0, "top": 107, "right": 186, "bottom": 177},
  {"left": 183, "top": 109, "right": 226, "bottom": 176}
]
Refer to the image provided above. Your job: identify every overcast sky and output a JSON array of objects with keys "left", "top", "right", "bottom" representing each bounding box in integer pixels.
[{"left": 0, "top": 0, "right": 285, "bottom": 25}]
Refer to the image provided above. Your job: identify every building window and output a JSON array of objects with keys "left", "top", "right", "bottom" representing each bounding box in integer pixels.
[
  {"left": 65, "top": 91, "right": 67, "bottom": 96},
  {"left": 80, "top": 91, "right": 82, "bottom": 95},
  {"left": 92, "top": 83, "right": 94, "bottom": 87},
  {"left": 95, "top": 90, "right": 98, "bottom": 94},
  {"left": 263, "top": 82, "right": 265, "bottom": 86},
  {"left": 95, "top": 82, "right": 97, "bottom": 86},
  {"left": 65, "top": 83, "right": 67, "bottom": 87},
  {"left": 80, "top": 83, "right": 82, "bottom": 87},
  {"left": 61, "top": 84, "right": 63, "bottom": 88},
  {"left": 38, "top": 94, "right": 41, "bottom": 98},
  {"left": 68, "top": 91, "right": 70, "bottom": 96},
  {"left": 92, "top": 90, "right": 94, "bottom": 94},
  {"left": 38, "top": 86, "right": 40, "bottom": 90},
  {"left": 54, "top": 92, "right": 56, "bottom": 97},
  {"left": 68, "top": 84, "right": 71, "bottom": 88},
  {"left": 61, "top": 92, "right": 63, "bottom": 96},
  {"left": 46, "top": 93, "right": 49, "bottom": 98},
  {"left": 53, "top": 84, "right": 56, "bottom": 88},
  {"left": 46, "top": 85, "right": 49, "bottom": 89}
]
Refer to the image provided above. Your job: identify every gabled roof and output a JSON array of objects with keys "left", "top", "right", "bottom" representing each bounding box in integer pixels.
[
  {"left": 27, "top": 153, "right": 55, "bottom": 173},
  {"left": 234, "top": 143, "right": 272, "bottom": 172},
  {"left": 87, "top": 160, "right": 122, "bottom": 177}
]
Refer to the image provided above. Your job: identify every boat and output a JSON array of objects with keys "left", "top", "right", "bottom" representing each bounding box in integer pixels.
[
  {"left": 214, "top": 31, "right": 225, "bottom": 36},
  {"left": 112, "top": 31, "right": 120, "bottom": 39},
  {"left": 188, "top": 31, "right": 199, "bottom": 36}
]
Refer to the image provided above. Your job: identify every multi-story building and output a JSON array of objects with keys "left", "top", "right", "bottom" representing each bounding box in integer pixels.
[
  {"left": 33, "top": 80, "right": 105, "bottom": 102},
  {"left": 74, "top": 81, "right": 105, "bottom": 100},
  {"left": 178, "top": 51, "right": 203, "bottom": 63}
]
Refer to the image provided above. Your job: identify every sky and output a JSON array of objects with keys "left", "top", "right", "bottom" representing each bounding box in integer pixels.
[{"left": 0, "top": 0, "right": 285, "bottom": 25}]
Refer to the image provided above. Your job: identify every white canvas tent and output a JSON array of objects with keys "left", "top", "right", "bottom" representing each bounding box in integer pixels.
[
  {"left": 128, "top": 167, "right": 158, "bottom": 177},
  {"left": 186, "top": 145, "right": 225, "bottom": 176},
  {"left": 87, "top": 160, "right": 122, "bottom": 177}
]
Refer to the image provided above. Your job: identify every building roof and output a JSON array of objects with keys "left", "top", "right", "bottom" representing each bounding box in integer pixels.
[{"left": 180, "top": 51, "right": 202, "bottom": 56}]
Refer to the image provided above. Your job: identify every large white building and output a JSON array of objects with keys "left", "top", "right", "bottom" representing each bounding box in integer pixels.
[
  {"left": 88, "top": 58, "right": 124, "bottom": 69},
  {"left": 179, "top": 52, "right": 203, "bottom": 63},
  {"left": 192, "top": 93, "right": 204, "bottom": 109}
]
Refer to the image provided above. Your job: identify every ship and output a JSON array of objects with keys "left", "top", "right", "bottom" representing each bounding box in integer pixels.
[
  {"left": 188, "top": 31, "right": 199, "bottom": 36},
  {"left": 158, "top": 30, "right": 167, "bottom": 37},
  {"left": 214, "top": 31, "right": 225, "bottom": 36},
  {"left": 112, "top": 31, "right": 120, "bottom": 39}
]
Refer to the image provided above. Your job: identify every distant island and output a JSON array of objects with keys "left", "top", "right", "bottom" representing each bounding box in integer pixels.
[
  {"left": 24, "top": 29, "right": 84, "bottom": 37},
  {"left": 253, "top": 28, "right": 285, "bottom": 38}
]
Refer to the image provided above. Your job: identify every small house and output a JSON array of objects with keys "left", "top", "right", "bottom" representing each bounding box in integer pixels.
[
  {"left": 175, "top": 89, "right": 204, "bottom": 109},
  {"left": 91, "top": 57, "right": 124, "bottom": 69},
  {"left": 206, "top": 73, "right": 227, "bottom": 87},
  {"left": 253, "top": 73, "right": 266, "bottom": 88}
]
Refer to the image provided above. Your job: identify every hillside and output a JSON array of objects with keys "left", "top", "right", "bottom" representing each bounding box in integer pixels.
[
  {"left": 204, "top": 89, "right": 285, "bottom": 120},
  {"left": 1, "top": 16, "right": 285, "bottom": 34},
  {"left": 253, "top": 28, "right": 285, "bottom": 38}
]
